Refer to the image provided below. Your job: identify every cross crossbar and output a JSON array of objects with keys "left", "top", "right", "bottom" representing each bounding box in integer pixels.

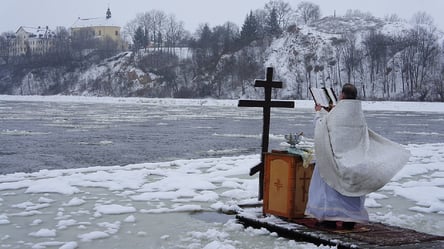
[
  {"left": 255, "top": 80, "right": 283, "bottom": 88},
  {"left": 238, "top": 100, "right": 294, "bottom": 108}
]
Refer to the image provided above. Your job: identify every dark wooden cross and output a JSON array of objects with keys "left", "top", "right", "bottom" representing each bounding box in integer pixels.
[{"left": 238, "top": 67, "right": 294, "bottom": 200}]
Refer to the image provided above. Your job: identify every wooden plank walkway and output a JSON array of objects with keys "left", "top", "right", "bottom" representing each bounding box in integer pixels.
[{"left": 236, "top": 209, "right": 444, "bottom": 249}]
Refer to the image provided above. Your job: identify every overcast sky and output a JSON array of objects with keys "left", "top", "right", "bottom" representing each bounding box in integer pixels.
[{"left": 1, "top": 0, "right": 443, "bottom": 34}]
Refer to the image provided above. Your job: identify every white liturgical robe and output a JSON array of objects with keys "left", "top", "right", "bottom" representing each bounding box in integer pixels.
[
  {"left": 314, "top": 100, "right": 410, "bottom": 196},
  {"left": 305, "top": 99, "right": 410, "bottom": 222},
  {"left": 305, "top": 166, "right": 369, "bottom": 222}
]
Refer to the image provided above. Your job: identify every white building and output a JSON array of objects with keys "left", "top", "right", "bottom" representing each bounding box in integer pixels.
[{"left": 10, "top": 26, "right": 56, "bottom": 56}]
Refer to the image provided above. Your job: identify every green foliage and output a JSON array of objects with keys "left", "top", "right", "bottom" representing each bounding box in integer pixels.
[
  {"left": 240, "top": 11, "right": 260, "bottom": 45},
  {"left": 190, "top": 23, "right": 241, "bottom": 76},
  {"left": 265, "top": 8, "right": 282, "bottom": 37},
  {"left": 133, "top": 26, "right": 147, "bottom": 50}
]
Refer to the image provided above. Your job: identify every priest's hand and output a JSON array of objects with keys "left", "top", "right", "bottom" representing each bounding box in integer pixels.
[
  {"left": 325, "top": 103, "right": 335, "bottom": 112},
  {"left": 315, "top": 104, "right": 322, "bottom": 112}
]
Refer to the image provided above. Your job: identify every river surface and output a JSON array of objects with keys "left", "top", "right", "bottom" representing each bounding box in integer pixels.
[
  {"left": 0, "top": 100, "right": 442, "bottom": 175},
  {"left": 0, "top": 99, "right": 444, "bottom": 249}
]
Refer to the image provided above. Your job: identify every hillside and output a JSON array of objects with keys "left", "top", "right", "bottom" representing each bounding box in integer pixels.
[
  {"left": 264, "top": 16, "right": 443, "bottom": 101},
  {"left": 1, "top": 15, "right": 443, "bottom": 101},
  {"left": 264, "top": 16, "right": 422, "bottom": 99}
]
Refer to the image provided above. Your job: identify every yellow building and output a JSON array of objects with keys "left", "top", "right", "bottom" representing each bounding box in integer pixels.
[{"left": 71, "top": 8, "right": 126, "bottom": 50}]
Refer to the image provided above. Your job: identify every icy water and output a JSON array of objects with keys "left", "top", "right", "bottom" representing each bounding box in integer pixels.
[
  {"left": 0, "top": 100, "right": 442, "bottom": 174},
  {"left": 0, "top": 99, "right": 443, "bottom": 249}
]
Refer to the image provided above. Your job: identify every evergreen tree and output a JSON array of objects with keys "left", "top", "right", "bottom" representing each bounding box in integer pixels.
[
  {"left": 133, "top": 26, "right": 147, "bottom": 50},
  {"left": 240, "top": 11, "right": 259, "bottom": 45},
  {"left": 265, "top": 8, "right": 282, "bottom": 38},
  {"left": 265, "top": 0, "right": 293, "bottom": 31},
  {"left": 190, "top": 24, "right": 214, "bottom": 74},
  {"left": 198, "top": 24, "right": 212, "bottom": 49}
]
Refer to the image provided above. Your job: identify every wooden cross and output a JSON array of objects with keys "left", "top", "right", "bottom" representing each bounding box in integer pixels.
[
  {"left": 238, "top": 67, "right": 294, "bottom": 200},
  {"left": 274, "top": 178, "right": 283, "bottom": 192}
]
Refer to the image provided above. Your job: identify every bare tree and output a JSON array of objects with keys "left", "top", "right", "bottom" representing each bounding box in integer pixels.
[
  {"left": 71, "top": 27, "right": 96, "bottom": 51},
  {"left": 165, "top": 14, "right": 186, "bottom": 54},
  {"left": 97, "top": 36, "right": 119, "bottom": 57},
  {"left": 126, "top": 10, "right": 188, "bottom": 53},
  {"left": 384, "top": 13, "right": 403, "bottom": 22},
  {"left": 0, "top": 32, "right": 15, "bottom": 63},
  {"left": 341, "top": 32, "right": 363, "bottom": 88},
  {"left": 344, "top": 9, "right": 374, "bottom": 19},
  {"left": 411, "top": 11, "right": 434, "bottom": 27},
  {"left": 46, "top": 26, "right": 72, "bottom": 63},
  {"left": 297, "top": 1, "right": 321, "bottom": 24},
  {"left": 150, "top": 10, "right": 167, "bottom": 50},
  {"left": 436, "top": 63, "right": 444, "bottom": 101},
  {"left": 123, "top": 17, "right": 140, "bottom": 45},
  {"left": 400, "top": 12, "right": 440, "bottom": 99},
  {"left": 264, "top": 0, "right": 294, "bottom": 30},
  {"left": 362, "top": 30, "right": 388, "bottom": 94}
]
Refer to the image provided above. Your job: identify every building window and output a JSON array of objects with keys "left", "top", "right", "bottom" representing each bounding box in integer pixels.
[
  {"left": 99, "top": 30, "right": 102, "bottom": 36},
  {"left": 115, "top": 31, "right": 118, "bottom": 36}
]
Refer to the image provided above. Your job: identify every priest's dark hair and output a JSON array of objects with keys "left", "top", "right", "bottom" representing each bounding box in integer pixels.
[{"left": 342, "top": 83, "right": 357, "bottom": 99}]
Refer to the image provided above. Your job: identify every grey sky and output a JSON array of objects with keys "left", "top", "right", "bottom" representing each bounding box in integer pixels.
[{"left": 1, "top": 0, "right": 443, "bottom": 34}]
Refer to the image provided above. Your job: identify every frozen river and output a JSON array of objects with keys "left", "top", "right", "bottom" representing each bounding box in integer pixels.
[
  {"left": 0, "top": 96, "right": 443, "bottom": 249},
  {"left": 0, "top": 98, "right": 442, "bottom": 174}
]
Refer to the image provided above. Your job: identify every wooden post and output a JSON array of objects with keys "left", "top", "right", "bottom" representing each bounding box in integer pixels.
[{"left": 238, "top": 67, "right": 294, "bottom": 200}]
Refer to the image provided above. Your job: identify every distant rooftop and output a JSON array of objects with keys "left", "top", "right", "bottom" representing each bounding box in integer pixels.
[
  {"left": 17, "top": 26, "right": 56, "bottom": 38},
  {"left": 71, "top": 7, "right": 120, "bottom": 28},
  {"left": 71, "top": 17, "right": 120, "bottom": 29}
]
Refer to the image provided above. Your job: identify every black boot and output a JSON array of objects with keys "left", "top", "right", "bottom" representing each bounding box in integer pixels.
[
  {"left": 317, "top": 220, "right": 337, "bottom": 229},
  {"left": 342, "top": 222, "right": 356, "bottom": 230}
]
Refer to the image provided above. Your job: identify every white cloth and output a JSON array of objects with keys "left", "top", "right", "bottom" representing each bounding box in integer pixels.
[
  {"left": 314, "top": 100, "right": 410, "bottom": 196},
  {"left": 305, "top": 166, "right": 369, "bottom": 222}
]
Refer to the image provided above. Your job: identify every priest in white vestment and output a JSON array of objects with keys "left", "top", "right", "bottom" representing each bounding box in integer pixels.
[{"left": 305, "top": 84, "right": 410, "bottom": 229}]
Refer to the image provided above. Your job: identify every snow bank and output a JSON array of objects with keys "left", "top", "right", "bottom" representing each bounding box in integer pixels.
[
  {"left": 0, "top": 143, "right": 443, "bottom": 248},
  {"left": 1, "top": 95, "right": 444, "bottom": 113}
]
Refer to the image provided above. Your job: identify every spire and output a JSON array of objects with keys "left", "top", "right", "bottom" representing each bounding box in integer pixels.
[{"left": 106, "top": 7, "right": 111, "bottom": 19}]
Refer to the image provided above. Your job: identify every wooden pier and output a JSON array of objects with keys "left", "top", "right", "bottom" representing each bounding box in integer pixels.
[{"left": 236, "top": 209, "right": 444, "bottom": 249}]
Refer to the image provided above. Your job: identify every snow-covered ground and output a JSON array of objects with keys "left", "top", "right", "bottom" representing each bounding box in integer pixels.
[
  {"left": 1, "top": 94, "right": 444, "bottom": 113},
  {"left": 0, "top": 95, "right": 443, "bottom": 249}
]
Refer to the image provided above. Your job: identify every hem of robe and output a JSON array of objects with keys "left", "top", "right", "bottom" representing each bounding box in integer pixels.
[
  {"left": 305, "top": 167, "right": 369, "bottom": 223},
  {"left": 304, "top": 209, "right": 369, "bottom": 223}
]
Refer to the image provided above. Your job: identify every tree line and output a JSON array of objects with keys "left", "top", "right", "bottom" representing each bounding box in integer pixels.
[
  {"left": 306, "top": 11, "right": 444, "bottom": 101},
  {"left": 123, "top": 1, "right": 322, "bottom": 97},
  {"left": 0, "top": 1, "right": 443, "bottom": 101},
  {"left": 125, "top": 1, "right": 321, "bottom": 51}
]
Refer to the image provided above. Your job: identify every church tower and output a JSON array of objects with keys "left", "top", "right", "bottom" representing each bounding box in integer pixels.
[{"left": 106, "top": 7, "right": 112, "bottom": 19}]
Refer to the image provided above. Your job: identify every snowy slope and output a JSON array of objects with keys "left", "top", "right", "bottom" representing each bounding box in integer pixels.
[
  {"left": 2, "top": 15, "right": 443, "bottom": 101},
  {"left": 263, "top": 15, "right": 443, "bottom": 101}
]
